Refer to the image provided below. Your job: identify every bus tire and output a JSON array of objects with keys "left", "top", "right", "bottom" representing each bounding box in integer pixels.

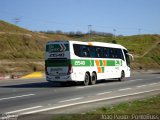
[
  {"left": 118, "top": 71, "right": 125, "bottom": 81},
  {"left": 84, "top": 72, "right": 90, "bottom": 86},
  {"left": 90, "top": 72, "right": 97, "bottom": 85}
]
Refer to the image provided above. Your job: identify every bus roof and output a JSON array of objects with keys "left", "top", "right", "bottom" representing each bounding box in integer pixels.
[{"left": 46, "top": 40, "right": 127, "bottom": 50}]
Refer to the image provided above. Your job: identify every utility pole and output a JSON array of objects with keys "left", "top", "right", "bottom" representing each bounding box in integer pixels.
[
  {"left": 113, "top": 29, "right": 116, "bottom": 38},
  {"left": 88, "top": 25, "right": 92, "bottom": 40},
  {"left": 138, "top": 28, "right": 141, "bottom": 35}
]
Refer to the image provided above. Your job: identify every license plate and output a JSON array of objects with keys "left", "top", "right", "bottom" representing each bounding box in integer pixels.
[{"left": 55, "top": 76, "right": 60, "bottom": 79}]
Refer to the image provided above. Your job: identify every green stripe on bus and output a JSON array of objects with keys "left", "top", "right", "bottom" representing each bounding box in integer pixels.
[
  {"left": 45, "top": 59, "right": 121, "bottom": 67},
  {"left": 107, "top": 60, "right": 115, "bottom": 66},
  {"left": 101, "top": 67, "right": 104, "bottom": 73},
  {"left": 99, "top": 60, "right": 103, "bottom": 66},
  {"left": 90, "top": 60, "right": 94, "bottom": 66},
  {"left": 71, "top": 59, "right": 94, "bottom": 67},
  {"left": 115, "top": 60, "right": 121, "bottom": 66}
]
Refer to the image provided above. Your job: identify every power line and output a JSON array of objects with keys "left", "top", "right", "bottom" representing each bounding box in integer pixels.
[{"left": 13, "top": 18, "right": 20, "bottom": 25}]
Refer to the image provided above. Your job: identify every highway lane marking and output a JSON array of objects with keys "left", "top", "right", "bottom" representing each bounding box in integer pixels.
[
  {"left": 130, "top": 79, "right": 143, "bottom": 81},
  {"left": 118, "top": 88, "right": 132, "bottom": 91},
  {"left": 136, "top": 82, "right": 160, "bottom": 88},
  {"left": 149, "top": 82, "right": 159, "bottom": 85},
  {"left": 136, "top": 85, "right": 147, "bottom": 88},
  {"left": 96, "top": 91, "right": 112, "bottom": 95},
  {"left": 149, "top": 82, "right": 160, "bottom": 86},
  {"left": 21, "top": 88, "right": 160, "bottom": 115},
  {"left": 0, "top": 94, "right": 35, "bottom": 101},
  {"left": 76, "top": 84, "right": 105, "bottom": 89},
  {"left": 6, "top": 106, "right": 43, "bottom": 114},
  {"left": 59, "top": 97, "right": 83, "bottom": 103},
  {"left": 76, "top": 86, "right": 92, "bottom": 89}
]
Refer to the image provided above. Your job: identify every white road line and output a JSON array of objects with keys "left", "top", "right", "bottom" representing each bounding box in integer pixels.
[
  {"left": 76, "top": 86, "right": 91, "bottom": 89},
  {"left": 118, "top": 88, "right": 132, "bottom": 91},
  {"left": 21, "top": 89, "right": 160, "bottom": 115},
  {"left": 76, "top": 86, "right": 85, "bottom": 89},
  {"left": 130, "top": 79, "right": 143, "bottom": 81},
  {"left": 6, "top": 106, "right": 43, "bottom": 114},
  {"left": 149, "top": 82, "right": 160, "bottom": 85},
  {"left": 76, "top": 84, "right": 105, "bottom": 89},
  {"left": 136, "top": 85, "right": 147, "bottom": 88},
  {"left": 149, "top": 83, "right": 158, "bottom": 85},
  {"left": 0, "top": 94, "right": 35, "bottom": 101},
  {"left": 96, "top": 91, "right": 112, "bottom": 95},
  {"left": 59, "top": 97, "right": 83, "bottom": 103}
]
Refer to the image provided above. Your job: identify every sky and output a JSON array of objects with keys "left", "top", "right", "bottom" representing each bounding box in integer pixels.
[{"left": 0, "top": 0, "right": 160, "bottom": 35}]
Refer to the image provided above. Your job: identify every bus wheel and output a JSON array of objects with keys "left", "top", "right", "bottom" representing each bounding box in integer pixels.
[
  {"left": 118, "top": 71, "right": 125, "bottom": 81},
  {"left": 84, "top": 72, "right": 90, "bottom": 86},
  {"left": 90, "top": 72, "right": 97, "bottom": 85}
]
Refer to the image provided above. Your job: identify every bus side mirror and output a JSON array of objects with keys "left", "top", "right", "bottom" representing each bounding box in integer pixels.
[{"left": 127, "top": 53, "right": 134, "bottom": 61}]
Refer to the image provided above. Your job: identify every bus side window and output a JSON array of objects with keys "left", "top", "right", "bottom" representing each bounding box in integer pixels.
[
  {"left": 73, "top": 44, "right": 80, "bottom": 56},
  {"left": 81, "top": 45, "right": 90, "bottom": 57},
  {"left": 89, "top": 46, "right": 95, "bottom": 58},
  {"left": 117, "top": 49, "right": 124, "bottom": 60},
  {"left": 123, "top": 49, "right": 130, "bottom": 67},
  {"left": 104, "top": 48, "right": 109, "bottom": 58},
  {"left": 82, "top": 47, "right": 87, "bottom": 57},
  {"left": 109, "top": 48, "right": 114, "bottom": 58},
  {"left": 96, "top": 47, "right": 103, "bottom": 58}
]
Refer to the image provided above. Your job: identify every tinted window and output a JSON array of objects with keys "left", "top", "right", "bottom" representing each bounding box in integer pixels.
[
  {"left": 73, "top": 44, "right": 80, "bottom": 56},
  {"left": 81, "top": 45, "right": 90, "bottom": 57},
  {"left": 45, "top": 58, "right": 69, "bottom": 67},
  {"left": 89, "top": 46, "right": 96, "bottom": 57},
  {"left": 109, "top": 48, "right": 115, "bottom": 58},
  {"left": 115, "top": 48, "right": 124, "bottom": 60},
  {"left": 73, "top": 44, "right": 90, "bottom": 57},
  {"left": 104, "top": 47, "right": 109, "bottom": 58},
  {"left": 123, "top": 49, "right": 130, "bottom": 67},
  {"left": 73, "top": 44, "right": 125, "bottom": 60},
  {"left": 95, "top": 47, "right": 103, "bottom": 58}
]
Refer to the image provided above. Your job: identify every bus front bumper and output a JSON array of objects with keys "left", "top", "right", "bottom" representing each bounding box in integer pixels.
[{"left": 46, "top": 75, "right": 72, "bottom": 82}]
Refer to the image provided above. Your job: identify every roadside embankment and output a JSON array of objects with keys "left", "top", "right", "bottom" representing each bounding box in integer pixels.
[{"left": 20, "top": 72, "right": 44, "bottom": 79}]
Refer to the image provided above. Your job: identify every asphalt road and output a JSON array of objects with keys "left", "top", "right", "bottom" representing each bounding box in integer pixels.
[{"left": 0, "top": 71, "right": 159, "bottom": 120}]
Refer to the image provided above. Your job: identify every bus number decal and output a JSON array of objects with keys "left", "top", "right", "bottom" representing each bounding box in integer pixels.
[
  {"left": 49, "top": 53, "right": 64, "bottom": 57},
  {"left": 75, "top": 61, "right": 85, "bottom": 66}
]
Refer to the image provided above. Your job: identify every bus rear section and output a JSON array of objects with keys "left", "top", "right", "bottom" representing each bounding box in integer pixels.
[{"left": 45, "top": 41, "right": 72, "bottom": 82}]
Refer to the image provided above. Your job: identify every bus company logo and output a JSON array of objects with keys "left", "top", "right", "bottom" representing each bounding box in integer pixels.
[
  {"left": 48, "top": 44, "right": 66, "bottom": 52},
  {"left": 52, "top": 48, "right": 60, "bottom": 52},
  {"left": 75, "top": 60, "right": 85, "bottom": 66},
  {"left": 49, "top": 46, "right": 61, "bottom": 52},
  {"left": 115, "top": 60, "right": 120, "bottom": 66}
]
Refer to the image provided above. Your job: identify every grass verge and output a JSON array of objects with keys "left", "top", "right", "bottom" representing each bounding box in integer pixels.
[{"left": 51, "top": 95, "right": 160, "bottom": 120}]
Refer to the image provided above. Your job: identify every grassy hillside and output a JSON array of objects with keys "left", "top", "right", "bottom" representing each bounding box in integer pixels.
[
  {"left": 0, "top": 20, "right": 30, "bottom": 33},
  {"left": 115, "top": 35, "right": 160, "bottom": 70},
  {"left": 0, "top": 20, "right": 70, "bottom": 74},
  {"left": 0, "top": 20, "right": 70, "bottom": 59},
  {"left": 0, "top": 20, "right": 160, "bottom": 75}
]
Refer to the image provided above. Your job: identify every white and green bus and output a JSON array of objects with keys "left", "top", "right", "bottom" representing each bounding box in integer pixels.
[{"left": 45, "top": 40, "right": 133, "bottom": 85}]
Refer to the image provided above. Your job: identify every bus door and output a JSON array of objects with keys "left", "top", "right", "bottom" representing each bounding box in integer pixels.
[{"left": 123, "top": 49, "right": 131, "bottom": 77}]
